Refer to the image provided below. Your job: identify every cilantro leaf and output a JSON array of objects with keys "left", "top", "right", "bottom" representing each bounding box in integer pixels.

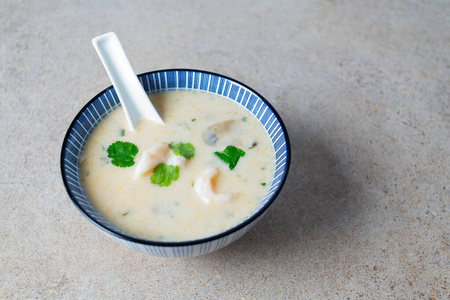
[
  {"left": 169, "top": 142, "right": 195, "bottom": 159},
  {"left": 214, "top": 146, "right": 245, "bottom": 170},
  {"left": 107, "top": 141, "right": 139, "bottom": 168},
  {"left": 150, "top": 163, "right": 180, "bottom": 187}
]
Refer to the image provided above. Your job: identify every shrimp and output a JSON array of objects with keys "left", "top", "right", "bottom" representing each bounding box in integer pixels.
[
  {"left": 166, "top": 153, "right": 186, "bottom": 167},
  {"left": 133, "top": 143, "right": 170, "bottom": 178},
  {"left": 134, "top": 143, "right": 187, "bottom": 178},
  {"left": 194, "top": 167, "right": 231, "bottom": 203}
]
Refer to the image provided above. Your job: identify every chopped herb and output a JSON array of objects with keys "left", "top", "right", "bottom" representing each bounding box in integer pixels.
[
  {"left": 107, "top": 141, "right": 139, "bottom": 168},
  {"left": 261, "top": 167, "right": 266, "bottom": 170},
  {"left": 150, "top": 163, "right": 180, "bottom": 187},
  {"left": 122, "top": 211, "right": 129, "bottom": 216},
  {"left": 119, "top": 129, "right": 125, "bottom": 137},
  {"left": 192, "top": 118, "right": 196, "bottom": 122},
  {"left": 100, "top": 156, "right": 110, "bottom": 163},
  {"left": 261, "top": 183, "right": 266, "bottom": 186},
  {"left": 241, "top": 117, "right": 247, "bottom": 122},
  {"left": 248, "top": 142, "right": 258, "bottom": 149},
  {"left": 214, "top": 146, "right": 245, "bottom": 170},
  {"left": 169, "top": 142, "right": 195, "bottom": 159}
]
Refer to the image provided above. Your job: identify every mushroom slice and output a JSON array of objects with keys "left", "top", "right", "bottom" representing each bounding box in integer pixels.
[
  {"left": 202, "top": 120, "right": 235, "bottom": 145},
  {"left": 133, "top": 143, "right": 170, "bottom": 178},
  {"left": 194, "top": 167, "right": 232, "bottom": 203}
]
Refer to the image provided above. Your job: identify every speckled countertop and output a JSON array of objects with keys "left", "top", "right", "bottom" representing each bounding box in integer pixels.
[{"left": 1, "top": 1, "right": 449, "bottom": 298}]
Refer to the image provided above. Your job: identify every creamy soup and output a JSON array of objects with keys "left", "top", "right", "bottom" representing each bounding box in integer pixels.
[{"left": 79, "top": 90, "right": 275, "bottom": 241}]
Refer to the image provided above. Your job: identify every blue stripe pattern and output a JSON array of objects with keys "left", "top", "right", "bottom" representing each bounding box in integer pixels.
[{"left": 61, "top": 69, "right": 290, "bottom": 258}]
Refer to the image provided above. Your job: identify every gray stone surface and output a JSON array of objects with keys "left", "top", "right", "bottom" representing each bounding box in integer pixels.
[{"left": 1, "top": 0, "right": 449, "bottom": 298}]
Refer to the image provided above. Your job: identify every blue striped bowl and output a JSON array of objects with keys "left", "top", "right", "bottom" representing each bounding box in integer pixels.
[{"left": 61, "top": 69, "right": 290, "bottom": 257}]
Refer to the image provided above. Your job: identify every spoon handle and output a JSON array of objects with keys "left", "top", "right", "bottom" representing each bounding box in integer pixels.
[{"left": 92, "top": 32, "right": 164, "bottom": 131}]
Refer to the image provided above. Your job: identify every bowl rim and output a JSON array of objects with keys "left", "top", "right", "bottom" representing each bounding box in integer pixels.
[{"left": 60, "top": 68, "right": 291, "bottom": 247}]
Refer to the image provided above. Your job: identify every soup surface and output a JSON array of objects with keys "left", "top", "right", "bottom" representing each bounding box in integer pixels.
[{"left": 79, "top": 90, "right": 275, "bottom": 241}]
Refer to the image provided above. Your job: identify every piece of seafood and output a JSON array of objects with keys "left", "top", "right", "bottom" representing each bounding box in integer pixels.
[{"left": 194, "top": 167, "right": 232, "bottom": 203}]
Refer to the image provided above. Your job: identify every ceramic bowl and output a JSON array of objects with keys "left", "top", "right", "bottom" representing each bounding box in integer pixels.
[{"left": 61, "top": 69, "right": 290, "bottom": 257}]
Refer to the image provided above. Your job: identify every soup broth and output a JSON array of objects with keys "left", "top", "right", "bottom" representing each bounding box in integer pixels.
[{"left": 79, "top": 90, "right": 275, "bottom": 241}]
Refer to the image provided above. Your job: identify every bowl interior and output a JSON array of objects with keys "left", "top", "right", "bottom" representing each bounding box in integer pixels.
[{"left": 61, "top": 69, "right": 290, "bottom": 245}]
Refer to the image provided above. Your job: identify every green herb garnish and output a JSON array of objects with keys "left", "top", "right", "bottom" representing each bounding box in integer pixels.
[
  {"left": 214, "top": 146, "right": 245, "bottom": 170},
  {"left": 122, "top": 211, "right": 129, "bottom": 216},
  {"left": 192, "top": 118, "right": 196, "bottom": 122},
  {"left": 261, "top": 183, "right": 266, "bottom": 186},
  {"left": 100, "top": 156, "right": 110, "bottom": 164},
  {"left": 248, "top": 142, "right": 257, "bottom": 149},
  {"left": 150, "top": 163, "right": 180, "bottom": 187},
  {"left": 119, "top": 129, "right": 125, "bottom": 137},
  {"left": 241, "top": 117, "right": 247, "bottom": 122},
  {"left": 169, "top": 142, "right": 195, "bottom": 159},
  {"left": 107, "top": 141, "right": 139, "bottom": 168}
]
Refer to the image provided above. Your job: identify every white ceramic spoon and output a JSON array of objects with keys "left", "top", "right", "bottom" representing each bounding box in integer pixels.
[{"left": 92, "top": 32, "right": 164, "bottom": 131}]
